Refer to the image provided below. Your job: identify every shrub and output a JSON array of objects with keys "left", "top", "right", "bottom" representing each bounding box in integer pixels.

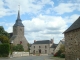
[
  {"left": 54, "top": 50, "right": 62, "bottom": 57},
  {"left": 0, "top": 43, "right": 10, "bottom": 57},
  {"left": 13, "top": 44, "right": 24, "bottom": 51},
  {"left": 60, "top": 53, "right": 65, "bottom": 58}
]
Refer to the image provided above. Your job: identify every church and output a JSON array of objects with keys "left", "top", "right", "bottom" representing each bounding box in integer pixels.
[{"left": 10, "top": 10, "right": 28, "bottom": 51}]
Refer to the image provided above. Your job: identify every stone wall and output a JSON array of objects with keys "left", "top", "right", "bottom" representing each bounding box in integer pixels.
[
  {"left": 64, "top": 28, "right": 80, "bottom": 60},
  {"left": 12, "top": 52, "right": 29, "bottom": 57}
]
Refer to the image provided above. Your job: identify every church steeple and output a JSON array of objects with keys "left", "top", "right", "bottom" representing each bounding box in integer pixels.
[
  {"left": 17, "top": 10, "right": 20, "bottom": 19},
  {"left": 13, "top": 5, "right": 24, "bottom": 27}
]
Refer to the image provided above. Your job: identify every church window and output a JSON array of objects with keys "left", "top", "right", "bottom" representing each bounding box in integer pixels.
[{"left": 20, "top": 41, "right": 22, "bottom": 44}]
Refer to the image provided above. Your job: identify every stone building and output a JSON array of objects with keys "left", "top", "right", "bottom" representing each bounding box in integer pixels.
[
  {"left": 10, "top": 10, "right": 28, "bottom": 51},
  {"left": 30, "top": 39, "right": 57, "bottom": 54},
  {"left": 64, "top": 17, "right": 80, "bottom": 60}
]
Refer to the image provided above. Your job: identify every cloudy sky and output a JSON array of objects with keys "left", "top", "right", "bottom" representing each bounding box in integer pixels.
[{"left": 0, "top": 0, "right": 80, "bottom": 44}]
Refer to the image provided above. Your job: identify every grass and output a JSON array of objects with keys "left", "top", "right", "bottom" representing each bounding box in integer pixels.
[{"left": 50, "top": 56, "right": 65, "bottom": 60}]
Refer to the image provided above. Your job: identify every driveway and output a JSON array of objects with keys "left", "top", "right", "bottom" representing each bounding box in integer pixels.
[{"left": 0, "top": 56, "right": 53, "bottom": 60}]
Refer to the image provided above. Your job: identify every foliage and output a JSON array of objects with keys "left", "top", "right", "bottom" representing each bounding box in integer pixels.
[
  {"left": 60, "top": 53, "right": 65, "bottom": 58},
  {"left": 0, "top": 26, "right": 10, "bottom": 44},
  {"left": 54, "top": 44, "right": 65, "bottom": 58},
  {"left": 0, "top": 43, "right": 10, "bottom": 57},
  {"left": 27, "top": 43, "right": 30, "bottom": 52},
  {"left": 13, "top": 44, "right": 24, "bottom": 51},
  {"left": 0, "top": 26, "right": 9, "bottom": 38},
  {"left": 0, "top": 35, "right": 9, "bottom": 43},
  {"left": 60, "top": 44, "right": 65, "bottom": 53},
  {"left": 54, "top": 50, "right": 62, "bottom": 57}
]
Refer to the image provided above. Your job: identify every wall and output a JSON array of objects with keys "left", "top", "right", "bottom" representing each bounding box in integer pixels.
[{"left": 65, "top": 28, "right": 80, "bottom": 60}]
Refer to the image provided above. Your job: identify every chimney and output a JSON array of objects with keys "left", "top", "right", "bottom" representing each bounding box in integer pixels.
[
  {"left": 34, "top": 40, "right": 36, "bottom": 43},
  {"left": 51, "top": 39, "right": 54, "bottom": 44}
]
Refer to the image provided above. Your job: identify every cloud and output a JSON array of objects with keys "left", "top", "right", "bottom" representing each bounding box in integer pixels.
[
  {"left": 53, "top": 3, "right": 76, "bottom": 14},
  {"left": 22, "top": 14, "right": 67, "bottom": 43},
  {"left": 4, "top": 0, "right": 54, "bottom": 14},
  {"left": 64, "top": 14, "right": 80, "bottom": 24}
]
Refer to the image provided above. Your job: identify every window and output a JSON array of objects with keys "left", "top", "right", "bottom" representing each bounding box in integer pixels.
[
  {"left": 34, "top": 46, "right": 35, "bottom": 48},
  {"left": 20, "top": 41, "right": 22, "bottom": 44},
  {"left": 39, "top": 46, "right": 41, "bottom": 48},
  {"left": 45, "top": 50, "right": 47, "bottom": 53},
  {"left": 33, "top": 50, "right": 35, "bottom": 53},
  {"left": 45, "top": 46, "right": 47, "bottom": 48}
]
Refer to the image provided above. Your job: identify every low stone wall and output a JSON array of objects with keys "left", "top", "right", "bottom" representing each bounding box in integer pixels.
[
  {"left": 13, "top": 52, "right": 29, "bottom": 57},
  {"left": 40, "top": 54, "right": 48, "bottom": 56}
]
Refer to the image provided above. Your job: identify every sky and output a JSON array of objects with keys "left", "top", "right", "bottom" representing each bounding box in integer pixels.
[{"left": 0, "top": 0, "right": 80, "bottom": 44}]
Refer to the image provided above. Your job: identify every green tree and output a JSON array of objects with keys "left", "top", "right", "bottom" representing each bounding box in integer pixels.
[
  {"left": 0, "top": 26, "right": 9, "bottom": 38},
  {"left": 0, "top": 35, "right": 9, "bottom": 43},
  {"left": 60, "top": 44, "right": 65, "bottom": 53},
  {"left": 0, "top": 26, "right": 10, "bottom": 43}
]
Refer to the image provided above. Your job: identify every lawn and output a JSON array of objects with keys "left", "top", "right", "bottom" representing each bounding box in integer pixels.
[{"left": 50, "top": 56, "right": 65, "bottom": 60}]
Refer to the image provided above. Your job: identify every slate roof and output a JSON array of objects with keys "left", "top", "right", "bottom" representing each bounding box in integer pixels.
[
  {"left": 64, "top": 16, "right": 80, "bottom": 33},
  {"left": 9, "top": 33, "right": 13, "bottom": 38},
  {"left": 10, "top": 35, "right": 16, "bottom": 42},
  {"left": 60, "top": 40, "right": 65, "bottom": 44},
  {"left": 50, "top": 44, "right": 58, "bottom": 48},
  {"left": 33, "top": 40, "right": 52, "bottom": 44},
  {"left": 13, "top": 10, "right": 24, "bottom": 27}
]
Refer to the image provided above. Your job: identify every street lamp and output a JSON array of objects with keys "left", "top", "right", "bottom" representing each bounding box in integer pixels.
[{"left": 10, "top": 40, "right": 13, "bottom": 58}]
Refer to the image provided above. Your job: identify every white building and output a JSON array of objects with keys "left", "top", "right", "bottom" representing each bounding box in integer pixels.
[{"left": 30, "top": 39, "right": 57, "bottom": 54}]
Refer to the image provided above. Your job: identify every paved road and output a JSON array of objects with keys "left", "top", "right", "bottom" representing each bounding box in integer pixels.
[{"left": 0, "top": 56, "right": 53, "bottom": 60}]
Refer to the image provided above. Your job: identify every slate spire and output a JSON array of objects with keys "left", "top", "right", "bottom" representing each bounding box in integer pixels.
[
  {"left": 17, "top": 10, "right": 20, "bottom": 19},
  {"left": 13, "top": 5, "right": 24, "bottom": 27}
]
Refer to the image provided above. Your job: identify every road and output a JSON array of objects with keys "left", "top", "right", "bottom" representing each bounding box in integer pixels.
[{"left": 0, "top": 56, "right": 53, "bottom": 60}]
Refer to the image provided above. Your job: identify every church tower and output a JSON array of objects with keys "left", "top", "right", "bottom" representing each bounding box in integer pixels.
[{"left": 10, "top": 9, "right": 28, "bottom": 51}]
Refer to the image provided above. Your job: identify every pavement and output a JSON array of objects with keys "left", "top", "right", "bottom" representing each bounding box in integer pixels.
[{"left": 0, "top": 55, "right": 53, "bottom": 60}]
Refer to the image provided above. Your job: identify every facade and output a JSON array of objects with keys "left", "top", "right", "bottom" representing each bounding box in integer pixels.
[
  {"left": 30, "top": 39, "right": 57, "bottom": 54},
  {"left": 53, "top": 40, "right": 65, "bottom": 54},
  {"left": 10, "top": 10, "right": 28, "bottom": 51},
  {"left": 64, "top": 17, "right": 80, "bottom": 60}
]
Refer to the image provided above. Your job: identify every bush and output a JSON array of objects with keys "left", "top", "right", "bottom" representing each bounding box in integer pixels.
[
  {"left": 0, "top": 43, "right": 10, "bottom": 57},
  {"left": 54, "top": 50, "right": 62, "bottom": 57},
  {"left": 60, "top": 53, "right": 65, "bottom": 58},
  {"left": 13, "top": 44, "right": 24, "bottom": 51}
]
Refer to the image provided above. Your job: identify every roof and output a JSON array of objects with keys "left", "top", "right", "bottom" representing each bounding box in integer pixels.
[
  {"left": 10, "top": 35, "right": 16, "bottom": 42},
  {"left": 13, "top": 10, "right": 24, "bottom": 27},
  {"left": 60, "top": 40, "right": 65, "bottom": 44},
  {"left": 64, "top": 16, "right": 80, "bottom": 33},
  {"left": 50, "top": 44, "right": 58, "bottom": 48},
  {"left": 9, "top": 33, "right": 13, "bottom": 38},
  {"left": 33, "top": 40, "right": 52, "bottom": 44}
]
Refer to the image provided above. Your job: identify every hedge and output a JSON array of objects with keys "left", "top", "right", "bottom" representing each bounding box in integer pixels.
[{"left": 0, "top": 43, "right": 10, "bottom": 57}]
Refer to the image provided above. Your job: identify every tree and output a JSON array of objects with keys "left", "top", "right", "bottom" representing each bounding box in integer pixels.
[
  {"left": 0, "top": 35, "right": 9, "bottom": 43},
  {"left": 0, "top": 26, "right": 9, "bottom": 38},
  {"left": 0, "top": 26, "right": 9, "bottom": 43},
  {"left": 60, "top": 44, "right": 65, "bottom": 53}
]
